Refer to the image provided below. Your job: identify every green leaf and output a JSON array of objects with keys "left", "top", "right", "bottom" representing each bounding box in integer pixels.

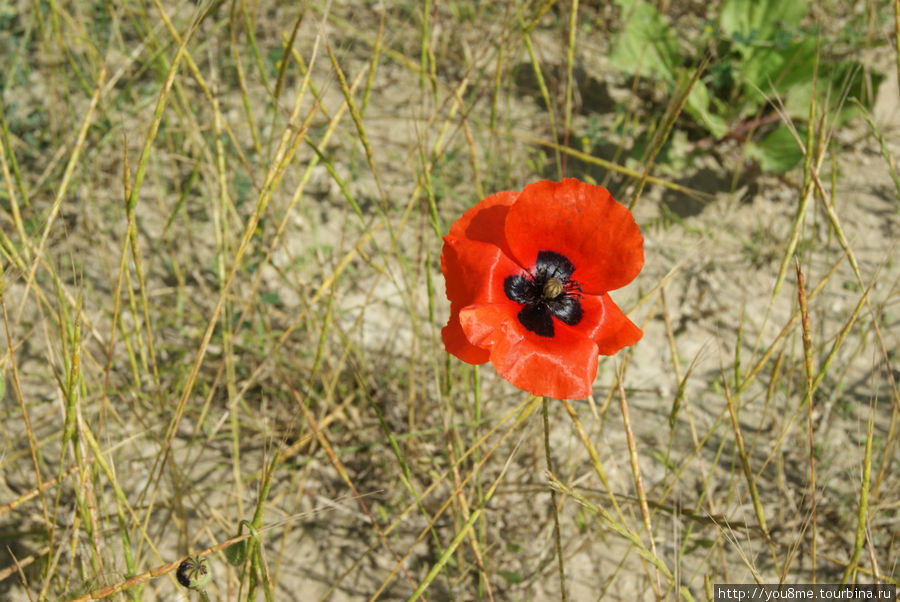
[
  {"left": 721, "top": 0, "right": 807, "bottom": 45},
  {"left": 499, "top": 571, "right": 523, "bottom": 585},
  {"left": 747, "top": 125, "right": 804, "bottom": 173},
  {"left": 609, "top": 2, "right": 681, "bottom": 84},
  {"left": 225, "top": 540, "right": 248, "bottom": 566},
  {"left": 742, "top": 36, "right": 817, "bottom": 111},
  {"left": 684, "top": 77, "right": 730, "bottom": 139},
  {"left": 784, "top": 59, "right": 882, "bottom": 123}
]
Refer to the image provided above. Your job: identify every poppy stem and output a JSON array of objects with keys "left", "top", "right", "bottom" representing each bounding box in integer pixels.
[
  {"left": 542, "top": 398, "right": 568, "bottom": 601},
  {"left": 559, "top": 399, "right": 627, "bottom": 525}
]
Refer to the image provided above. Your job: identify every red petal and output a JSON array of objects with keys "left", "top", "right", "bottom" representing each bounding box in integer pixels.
[
  {"left": 441, "top": 236, "right": 524, "bottom": 307},
  {"left": 504, "top": 179, "right": 643, "bottom": 294},
  {"left": 459, "top": 304, "right": 599, "bottom": 399},
  {"left": 448, "top": 190, "right": 518, "bottom": 261},
  {"left": 442, "top": 304, "right": 490, "bottom": 364},
  {"left": 578, "top": 293, "right": 643, "bottom": 355},
  {"left": 440, "top": 235, "right": 524, "bottom": 365}
]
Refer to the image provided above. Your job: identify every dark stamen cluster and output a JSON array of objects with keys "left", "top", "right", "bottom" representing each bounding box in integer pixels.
[{"left": 504, "top": 250, "right": 584, "bottom": 337}]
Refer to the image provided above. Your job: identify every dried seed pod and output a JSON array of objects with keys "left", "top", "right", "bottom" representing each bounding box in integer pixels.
[{"left": 176, "top": 555, "right": 211, "bottom": 591}]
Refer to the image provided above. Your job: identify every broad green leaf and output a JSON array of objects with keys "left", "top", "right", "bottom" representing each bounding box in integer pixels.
[
  {"left": 740, "top": 36, "right": 817, "bottom": 117},
  {"left": 609, "top": 1, "right": 681, "bottom": 84},
  {"left": 684, "top": 77, "right": 730, "bottom": 139},
  {"left": 784, "top": 60, "right": 882, "bottom": 123},
  {"left": 721, "top": 0, "right": 807, "bottom": 45},
  {"left": 747, "top": 125, "right": 805, "bottom": 173},
  {"left": 742, "top": 36, "right": 815, "bottom": 96},
  {"left": 742, "top": 34, "right": 879, "bottom": 124}
]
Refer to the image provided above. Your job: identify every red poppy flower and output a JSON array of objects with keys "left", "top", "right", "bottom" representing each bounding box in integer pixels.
[{"left": 440, "top": 179, "right": 644, "bottom": 399}]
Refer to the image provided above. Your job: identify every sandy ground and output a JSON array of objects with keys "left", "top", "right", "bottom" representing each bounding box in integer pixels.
[{"left": 1, "top": 3, "right": 898, "bottom": 600}]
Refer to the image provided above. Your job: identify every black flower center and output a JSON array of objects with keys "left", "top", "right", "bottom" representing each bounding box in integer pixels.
[{"left": 503, "top": 250, "right": 584, "bottom": 338}]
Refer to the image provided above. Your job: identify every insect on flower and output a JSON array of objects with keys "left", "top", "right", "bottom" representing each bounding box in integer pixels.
[{"left": 440, "top": 178, "right": 644, "bottom": 399}]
